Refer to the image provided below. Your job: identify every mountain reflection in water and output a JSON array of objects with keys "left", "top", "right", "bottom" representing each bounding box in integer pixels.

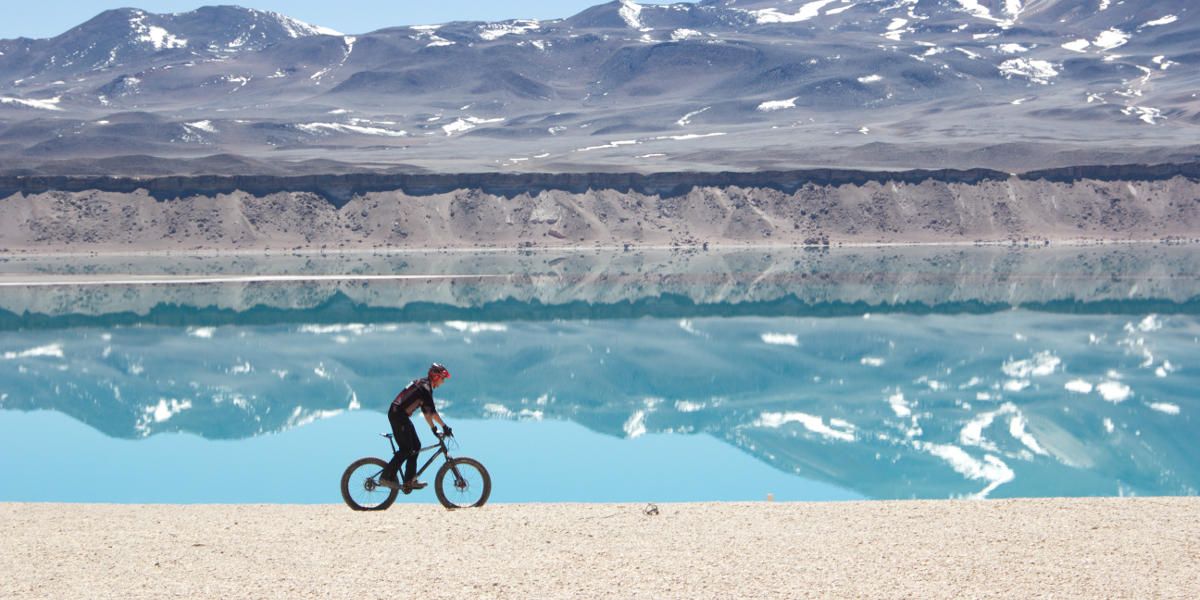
[{"left": 1, "top": 246, "right": 1197, "bottom": 501}]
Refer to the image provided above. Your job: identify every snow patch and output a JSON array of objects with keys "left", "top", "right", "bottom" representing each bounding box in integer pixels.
[
  {"left": 1148, "top": 402, "right": 1179, "bottom": 415},
  {"left": 1092, "top": 28, "right": 1129, "bottom": 51},
  {"left": 619, "top": 0, "right": 648, "bottom": 30},
  {"left": 0, "top": 96, "right": 63, "bottom": 111},
  {"left": 479, "top": 20, "right": 540, "bottom": 41},
  {"left": 1155, "top": 361, "right": 1176, "bottom": 378},
  {"left": 671, "top": 29, "right": 702, "bottom": 41},
  {"left": 1121, "top": 106, "right": 1164, "bottom": 125},
  {"left": 761, "top": 332, "right": 799, "bottom": 346},
  {"left": 757, "top": 97, "right": 798, "bottom": 112},
  {"left": 1061, "top": 39, "right": 1090, "bottom": 52},
  {"left": 887, "top": 392, "right": 911, "bottom": 418},
  {"left": 914, "top": 441, "right": 1014, "bottom": 498},
  {"left": 651, "top": 133, "right": 726, "bottom": 141},
  {"left": 953, "top": 0, "right": 996, "bottom": 22},
  {"left": 140, "top": 26, "right": 187, "bottom": 50},
  {"left": 1002, "top": 351, "right": 1060, "bottom": 378},
  {"left": 286, "top": 406, "right": 344, "bottom": 428},
  {"left": 1136, "top": 315, "right": 1162, "bottom": 332},
  {"left": 752, "top": 0, "right": 841, "bottom": 24},
  {"left": 624, "top": 409, "right": 647, "bottom": 438},
  {"left": 484, "top": 403, "right": 514, "bottom": 418},
  {"left": 268, "top": 10, "right": 342, "bottom": 37},
  {"left": 1096, "top": 381, "right": 1132, "bottom": 403},
  {"left": 442, "top": 116, "right": 504, "bottom": 136},
  {"left": 999, "top": 59, "right": 1058, "bottom": 84},
  {"left": 444, "top": 321, "right": 508, "bottom": 334},
  {"left": 576, "top": 139, "right": 638, "bottom": 152},
  {"left": 297, "top": 122, "right": 407, "bottom": 137},
  {"left": 148, "top": 398, "right": 192, "bottom": 423},
  {"left": 1065, "top": 379, "right": 1093, "bottom": 394},
  {"left": 1009, "top": 413, "right": 1047, "bottom": 456},
  {"left": 826, "top": 3, "right": 856, "bottom": 16},
  {"left": 676, "top": 106, "right": 710, "bottom": 127},
  {"left": 1003, "top": 379, "right": 1030, "bottom": 392},
  {"left": 754, "top": 411, "right": 856, "bottom": 442},
  {"left": 185, "top": 120, "right": 216, "bottom": 133},
  {"left": 3, "top": 343, "right": 64, "bottom": 360},
  {"left": 1142, "top": 15, "right": 1177, "bottom": 28}
]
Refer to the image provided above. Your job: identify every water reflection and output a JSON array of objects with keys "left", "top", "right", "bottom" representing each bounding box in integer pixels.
[{"left": 1, "top": 247, "right": 1197, "bottom": 501}]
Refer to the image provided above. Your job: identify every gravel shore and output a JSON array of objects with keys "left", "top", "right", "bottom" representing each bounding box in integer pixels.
[{"left": 2, "top": 498, "right": 1197, "bottom": 599}]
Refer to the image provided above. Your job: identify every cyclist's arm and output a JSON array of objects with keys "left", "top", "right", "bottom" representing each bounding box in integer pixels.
[{"left": 423, "top": 411, "right": 447, "bottom": 431}]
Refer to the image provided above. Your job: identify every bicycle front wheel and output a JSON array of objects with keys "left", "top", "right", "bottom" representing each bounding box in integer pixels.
[
  {"left": 340, "top": 457, "right": 399, "bottom": 511},
  {"left": 435, "top": 457, "right": 491, "bottom": 509}
]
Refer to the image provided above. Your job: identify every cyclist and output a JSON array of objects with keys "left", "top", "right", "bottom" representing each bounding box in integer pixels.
[{"left": 378, "top": 363, "right": 453, "bottom": 492}]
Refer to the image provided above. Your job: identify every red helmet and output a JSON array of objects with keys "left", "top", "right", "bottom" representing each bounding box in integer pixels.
[{"left": 429, "top": 363, "right": 450, "bottom": 379}]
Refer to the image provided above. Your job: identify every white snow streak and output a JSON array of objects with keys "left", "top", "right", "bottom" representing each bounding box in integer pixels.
[
  {"left": 761, "top": 332, "right": 799, "bottom": 346},
  {"left": 754, "top": 411, "right": 856, "bottom": 442},
  {"left": 1148, "top": 402, "right": 1180, "bottom": 415},
  {"left": 757, "top": 97, "right": 798, "bottom": 111},
  {"left": 3, "top": 343, "right": 64, "bottom": 360},
  {"left": 676, "top": 106, "right": 710, "bottom": 126},
  {"left": 297, "top": 122, "right": 407, "bottom": 137},
  {"left": 0, "top": 96, "right": 63, "bottom": 111},
  {"left": 1143, "top": 15, "right": 1177, "bottom": 28}
]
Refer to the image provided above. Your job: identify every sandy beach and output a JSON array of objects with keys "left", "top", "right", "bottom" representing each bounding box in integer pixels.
[{"left": 2, "top": 498, "right": 1197, "bottom": 599}]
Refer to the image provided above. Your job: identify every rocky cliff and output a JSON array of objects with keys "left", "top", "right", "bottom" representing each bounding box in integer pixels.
[{"left": 2, "top": 164, "right": 1199, "bottom": 251}]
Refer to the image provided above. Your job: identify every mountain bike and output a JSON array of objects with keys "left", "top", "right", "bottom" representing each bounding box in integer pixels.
[{"left": 340, "top": 431, "right": 491, "bottom": 510}]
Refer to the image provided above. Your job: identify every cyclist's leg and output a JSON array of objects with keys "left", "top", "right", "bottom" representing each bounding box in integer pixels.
[
  {"left": 402, "top": 418, "right": 421, "bottom": 483},
  {"left": 381, "top": 406, "right": 407, "bottom": 481}
]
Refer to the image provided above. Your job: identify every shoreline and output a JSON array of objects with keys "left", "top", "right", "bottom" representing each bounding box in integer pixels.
[
  {"left": 2, "top": 237, "right": 1198, "bottom": 261},
  {"left": 3, "top": 497, "right": 1197, "bottom": 599}
]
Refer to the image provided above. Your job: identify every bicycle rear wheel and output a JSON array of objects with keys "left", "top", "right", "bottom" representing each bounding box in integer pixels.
[
  {"left": 435, "top": 457, "right": 491, "bottom": 509},
  {"left": 341, "top": 457, "right": 399, "bottom": 511}
]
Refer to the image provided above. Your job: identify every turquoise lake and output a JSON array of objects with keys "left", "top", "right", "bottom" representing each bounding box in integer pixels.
[{"left": 0, "top": 246, "right": 1197, "bottom": 503}]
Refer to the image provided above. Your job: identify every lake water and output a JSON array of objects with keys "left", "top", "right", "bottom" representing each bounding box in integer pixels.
[{"left": 1, "top": 246, "right": 1197, "bottom": 504}]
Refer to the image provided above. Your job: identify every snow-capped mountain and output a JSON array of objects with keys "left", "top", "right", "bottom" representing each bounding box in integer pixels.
[
  {"left": 0, "top": 0, "right": 1196, "bottom": 174},
  {"left": 2, "top": 7, "right": 339, "bottom": 78}
]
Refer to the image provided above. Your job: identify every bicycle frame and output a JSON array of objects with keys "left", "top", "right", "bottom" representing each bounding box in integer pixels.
[{"left": 382, "top": 433, "right": 455, "bottom": 480}]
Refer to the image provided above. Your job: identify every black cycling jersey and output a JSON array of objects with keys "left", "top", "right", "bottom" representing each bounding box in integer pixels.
[{"left": 390, "top": 378, "right": 439, "bottom": 418}]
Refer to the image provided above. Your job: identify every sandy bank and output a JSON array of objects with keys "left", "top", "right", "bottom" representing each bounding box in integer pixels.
[{"left": 2, "top": 498, "right": 1197, "bottom": 599}]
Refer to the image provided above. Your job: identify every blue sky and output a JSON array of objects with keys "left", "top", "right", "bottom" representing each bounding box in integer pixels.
[{"left": 2, "top": 1, "right": 678, "bottom": 40}]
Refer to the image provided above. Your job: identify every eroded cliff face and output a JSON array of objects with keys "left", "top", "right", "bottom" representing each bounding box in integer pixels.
[{"left": 2, "top": 170, "right": 1199, "bottom": 251}]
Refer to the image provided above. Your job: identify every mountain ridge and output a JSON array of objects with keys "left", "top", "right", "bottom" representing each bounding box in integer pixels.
[{"left": 1, "top": 1, "right": 1195, "bottom": 174}]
